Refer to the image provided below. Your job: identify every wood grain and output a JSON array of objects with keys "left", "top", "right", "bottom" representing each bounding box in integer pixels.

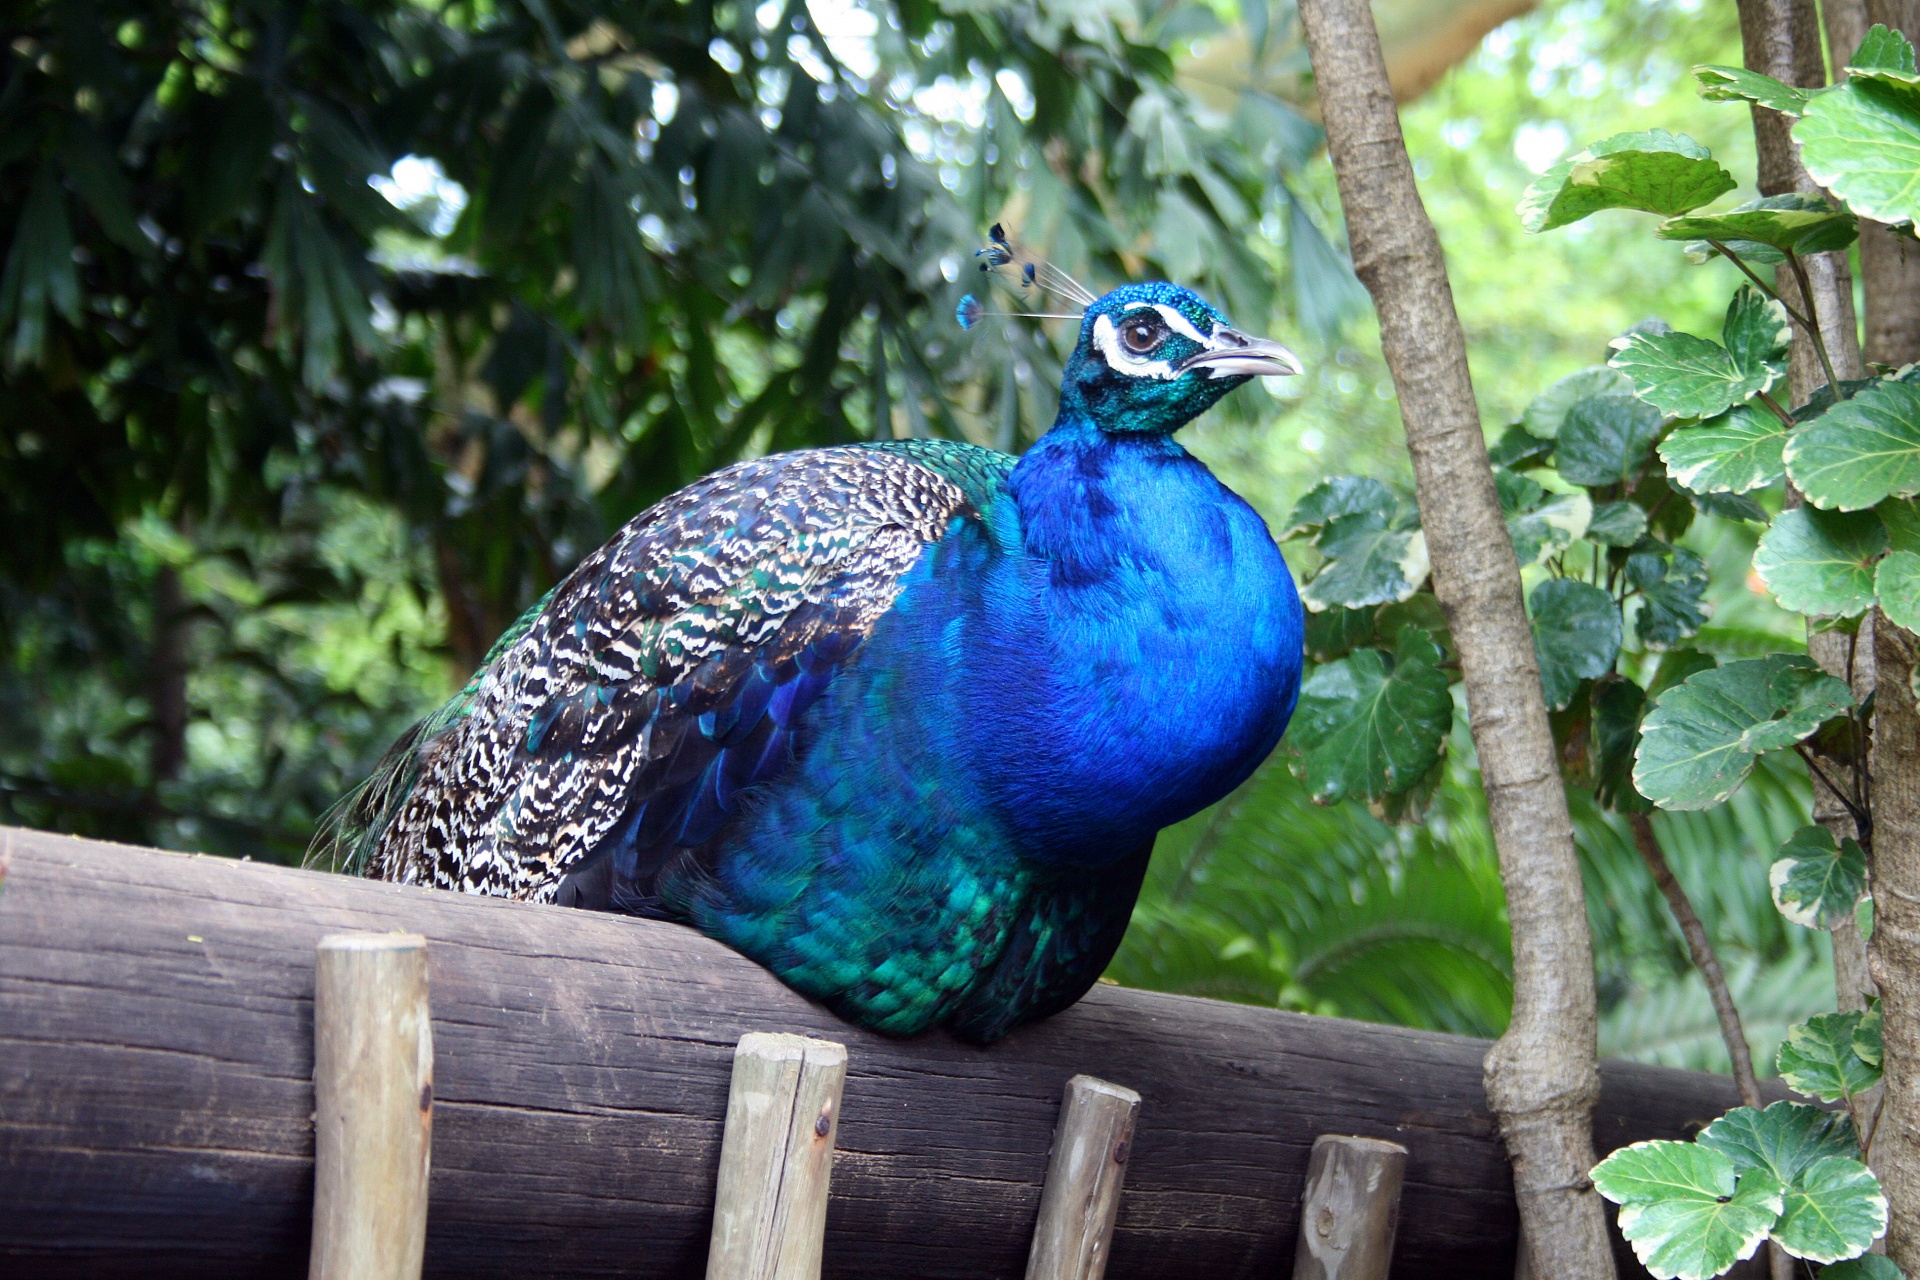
[
  {"left": 1024, "top": 1074, "right": 1139, "bottom": 1280},
  {"left": 311, "top": 933, "right": 433, "bottom": 1280},
  {"left": 0, "top": 828, "right": 1779, "bottom": 1279},
  {"left": 707, "top": 1033, "right": 845, "bottom": 1280},
  {"left": 1290, "top": 1136, "right": 1406, "bottom": 1280}
]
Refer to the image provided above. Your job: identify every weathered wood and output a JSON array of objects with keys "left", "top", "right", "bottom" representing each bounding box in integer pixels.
[
  {"left": 311, "top": 933, "right": 433, "bottom": 1280},
  {"left": 1024, "top": 1075, "right": 1140, "bottom": 1280},
  {"left": 0, "top": 828, "right": 1785, "bottom": 1279},
  {"left": 708, "top": 1033, "right": 845, "bottom": 1280},
  {"left": 1290, "top": 1136, "right": 1406, "bottom": 1280}
]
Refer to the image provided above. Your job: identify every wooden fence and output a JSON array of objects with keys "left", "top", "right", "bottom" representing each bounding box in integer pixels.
[{"left": 0, "top": 827, "right": 1774, "bottom": 1278}]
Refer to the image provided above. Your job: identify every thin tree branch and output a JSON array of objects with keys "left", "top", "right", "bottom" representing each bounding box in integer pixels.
[{"left": 1629, "top": 812, "right": 1763, "bottom": 1109}]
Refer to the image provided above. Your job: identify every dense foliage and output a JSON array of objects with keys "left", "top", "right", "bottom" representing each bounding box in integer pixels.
[{"left": 0, "top": 0, "right": 1351, "bottom": 856}]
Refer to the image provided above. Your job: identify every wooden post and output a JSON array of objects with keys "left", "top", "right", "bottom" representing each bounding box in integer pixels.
[
  {"left": 310, "top": 932, "right": 433, "bottom": 1280},
  {"left": 1291, "top": 1135, "right": 1409, "bottom": 1280},
  {"left": 1024, "top": 1074, "right": 1141, "bottom": 1280},
  {"left": 706, "top": 1032, "right": 847, "bottom": 1280}
]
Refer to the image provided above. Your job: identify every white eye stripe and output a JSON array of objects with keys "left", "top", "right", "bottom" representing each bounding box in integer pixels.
[
  {"left": 1117, "top": 301, "right": 1213, "bottom": 345},
  {"left": 1091, "top": 314, "right": 1179, "bottom": 380}
]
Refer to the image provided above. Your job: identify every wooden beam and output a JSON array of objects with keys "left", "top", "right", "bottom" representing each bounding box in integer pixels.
[
  {"left": 707, "top": 1033, "right": 845, "bottom": 1280},
  {"left": 310, "top": 932, "right": 433, "bottom": 1280},
  {"left": 1290, "top": 1135, "right": 1407, "bottom": 1280},
  {"left": 1025, "top": 1074, "right": 1140, "bottom": 1280},
  {"left": 0, "top": 828, "right": 1784, "bottom": 1279}
]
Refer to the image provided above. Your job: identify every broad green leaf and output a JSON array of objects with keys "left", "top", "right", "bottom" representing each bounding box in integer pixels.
[
  {"left": 1721, "top": 285, "right": 1792, "bottom": 375},
  {"left": 1634, "top": 655, "right": 1853, "bottom": 809},
  {"left": 1304, "top": 607, "right": 1378, "bottom": 662},
  {"left": 1649, "top": 646, "right": 1718, "bottom": 700},
  {"left": 1785, "top": 378, "right": 1920, "bottom": 511},
  {"left": 1588, "top": 500, "right": 1650, "bottom": 546},
  {"left": 1595, "top": 1138, "right": 1738, "bottom": 1205},
  {"left": 1688, "top": 489, "right": 1770, "bottom": 522},
  {"left": 1660, "top": 406, "right": 1787, "bottom": 494},
  {"left": 1592, "top": 675, "right": 1649, "bottom": 812},
  {"left": 1495, "top": 465, "right": 1546, "bottom": 514},
  {"left": 1638, "top": 545, "right": 1711, "bottom": 649},
  {"left": 1773, "top": 1157, "right": 1887, "bottom": 1264},
  {"left": 1558, "top": 393, "right": 1667, "bottom": 485},
  {"left": 1698, "top": 1102, "right": 1860, "bottom": 1185},
  {"left": 1490, "top": 423, "right": 1555, "bottom": 468},
  {"left": 1524, "top": 366, "right": 1635, "bottom": 438},
  {"left": 1289, "top": 627, "right": 1454, "bottom": 805},
  {"left": 1511, "top": 492, "right": 1593, "bottom": 566},
  {"left": 1769, "top": 825, "right": 1869, "bottom": 929},
  {"left": 1852, "top": 23, "right": 1920, "bottom": 78},
  {"left": 1301, "top": 514, "right": 1431, "bottom": 612},
  {"left": 1822, "top": 1255, "right": 1907, "bottom": 1279},
  {"left": 1519, "top": 130, "right": 1737, "bottom": 233},
  {"left": 1856, "top": 1002, "right": 1884, "bottom": 1070},
  {"left": 1659, "top": 194, "right": 1856, "bottom": 256},
  {"left": 1778, "top": 1011, "right": 1881, "bottom": 1102},
  {"left": 1610, "top": 332, "right": 1773, "bottom": 420},
  {"left": 1532, "top": 579, "right": 1622, "bottom": 710},
  {"left": 1883, "top": 496, "right": 1920, "bottom": 552},
  {"left": 1283, "top": 475, "right": 1398, "bottom": 539},
  {"left": 1796, "top": 77, "right": 1920, "bottom": 227},
  {"left": 1878, "top": 550, "right": 1920, "bottom": 631},
  {"left": 1596, "top": 1140, "right": 1784, "bottom": 1280},
  {"left": 1753, "top": 507, "right": 1888, "bottom": 617},
  {"left": 1693, "top": 64, "right": 1814, "bottom": 115}
]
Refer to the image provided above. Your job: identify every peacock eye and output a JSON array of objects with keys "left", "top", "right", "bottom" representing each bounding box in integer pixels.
[{"left": 1120, "top": 315, "right": 1164, "bottom": 355}]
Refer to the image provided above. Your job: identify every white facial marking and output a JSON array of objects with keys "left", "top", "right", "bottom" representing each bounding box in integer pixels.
[{"left": 1091, "top": 313, "right": 1179, "bottom": 380}]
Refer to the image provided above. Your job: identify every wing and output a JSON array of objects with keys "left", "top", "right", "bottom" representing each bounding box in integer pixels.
[
  {"left": 320, "top": 440, "right": 1013, "bottom": 906},
  {"left": 945, "top": 837, "right": 1154, "bottom": 1044}
]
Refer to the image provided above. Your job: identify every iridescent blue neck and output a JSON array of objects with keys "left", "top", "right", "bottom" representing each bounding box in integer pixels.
[{"left": 1007, "top": 409, "right": 1185, "bottom": 581}]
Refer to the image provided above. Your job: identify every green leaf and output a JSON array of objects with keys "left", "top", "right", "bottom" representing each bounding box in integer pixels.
[
  {"left": 1770, "top": 825, "right": 1869, "bottom": 929},
  {"left": 1659, "top": 194, "right": 1857, "bottom": 256},
  {"left": 1773, "top": 1156, "right": 1887, "bottom": 1264},
  {"left": 1785, "top": 378, "right": 1920, "bottom": 511},
  {"left": 1524, "top": 366, "right": 1635, "bottom": 438},
  {"left": 1592, "top": 675, "right": 1649, "bottom": 811},
  {"left": 1721, "top": 285, "right": 1792, "bottom": 374},
  {"left": 1519, "top": 130, "right": 1738, "bottom": 233},
  {"left": 1595, "top": 1140, "right": 1783, "bottom": 1280},
  {"left": 1660, "top": 406, "right": 1787, "bottom": 494},
  {"left": 1283, "top": 475, "right": 1398, "bottom": 539},
  {"left": 1693, "top": 65, "right": 1814, "bottom": 115},
  {"left": 1532, "top": 579, "right": 1622, "bottom": 710},
  {"left": 1853, "top": 23, "right": 1920, "bottom": 78},
  {"left": 0, "top": 161, "right": 82, "bottom": 367},
  {"left": 1610, "top": 331, "right": 1774, "bottom": 420},
  {"left": 1510, "top": 493, "right": 1593, "bottom": 566},
  {"left": 1588, "top": 500, "right": 1650, "bottom": 546},
  {"left": 1753, "top": 507, "right": 1888, "bottom": 617},
  {"left": 1638, "top": 545, "right": 1712, "bottom": 649},
  {"left": 1304, "top": 606, "right": 1378, "bottom": 663},
  {"left": 1795, "top": 76, "right": 1920, "bottom": 227},
  {"left": 1301, "top": 514, "right": 1431, "bottom": 612},
  {"left": 1778, "top": 1011, "right": 1881, "bottom": 1102},
  {"left": 1822, "top": 1255, "right": 1907, "bottom": 1280},
  {"left": 1856, "top": 1002, "right": 1884, "bottom": 1070},
  {"left": 1634, "top": 655, "right": 1854, "bottom": 809},
  {"left": 1688, "top": 489, "right": 1770, "bottom": 522},
  {"left": 1883, "top": 496, "right": 1920, "bottom": 553},
  {"left": 1649, "top": 647, "right": 1717, "bottom": 700},
  {"left": 1558, "top": 393, "right": 1668, "bottom": 485},
  {"left": 1880, "top": 550, "right": 1920, "bottom": 631},
  {"left": 1698, "top": 1101, "right": 1860, "bottom": 1185},
  {"left": 1288, "top": 626, "right": 1454, "bottom": 805},
  {"left": 1490, "top": 423, "right": 1555, "bottom": 468}
]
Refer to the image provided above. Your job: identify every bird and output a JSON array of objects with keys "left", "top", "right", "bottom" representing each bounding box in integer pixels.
[{"left": 316, "top": 259, "right": 1306, "bottom": 1044}]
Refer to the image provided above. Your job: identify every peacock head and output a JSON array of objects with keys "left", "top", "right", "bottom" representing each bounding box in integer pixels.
[{"left": 1057, "top": 282, "right": 1303, "bottom": 435}]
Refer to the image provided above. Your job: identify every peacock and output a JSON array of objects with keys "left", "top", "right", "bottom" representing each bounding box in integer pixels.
[{"left": 316, "top": 239, "right": 1306, "bottom": 1043}]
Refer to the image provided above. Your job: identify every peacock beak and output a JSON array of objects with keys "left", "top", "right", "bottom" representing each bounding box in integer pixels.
[{"left": 1178, "top": 329, "right": 1305, "bottom": 379}]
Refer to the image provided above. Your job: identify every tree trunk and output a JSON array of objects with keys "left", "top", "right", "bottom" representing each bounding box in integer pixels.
[
  {"left": 1293, "top": 3, "right": 1613, "bottom": 1276},
  {"left": 148, "top": 564, "right": 188, "bottom": 789},
  {"left": 1860, "top": 0, "right": 1920, "bottom": 370},
  {"left": 1871, "top": 618, "right": 1920, "bottom": 1270}
]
